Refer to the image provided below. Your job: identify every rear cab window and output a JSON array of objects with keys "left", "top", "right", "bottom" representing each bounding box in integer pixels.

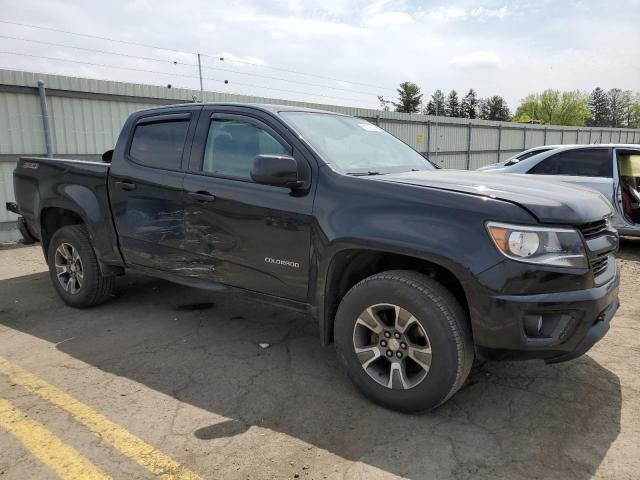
[
  {"left": 129, "top": 117, "right": 190, "bottom": 170},
  {"left": 527, "top": 148, "right": 612, "bottom": 177}
]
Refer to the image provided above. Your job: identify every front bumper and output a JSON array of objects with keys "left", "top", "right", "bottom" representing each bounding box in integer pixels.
[{"left": 471, "top": 267, "right": 620, "bottom": 362}]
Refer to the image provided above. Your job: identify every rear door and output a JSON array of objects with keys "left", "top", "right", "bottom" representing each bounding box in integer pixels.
[
  {"left": 181, "top": 107, "right": 314, "bottom": 301},
  {"left": 525, "top": 147, "right": 615, "bottom": 200},
  {"left": 615, "top": 147, "right": 640, "bottom": 234},
  {"left": 109, "top": 108, "right": 200, "bottom": 271}
]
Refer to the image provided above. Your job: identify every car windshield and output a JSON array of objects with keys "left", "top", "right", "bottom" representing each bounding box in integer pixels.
[{"left": 280, "top": 111, "right": 433, "bottom": 174}]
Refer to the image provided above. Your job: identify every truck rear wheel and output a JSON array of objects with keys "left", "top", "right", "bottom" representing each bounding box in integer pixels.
[
  {"left": 334, "top": 270, "right": 473, "bottom": 413},
  {"left": 47, "top": 225, "right": 114, "bottom": 308}
]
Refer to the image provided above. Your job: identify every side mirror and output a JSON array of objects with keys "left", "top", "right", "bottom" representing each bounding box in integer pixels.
[
  {"left": 102, "top": 149, "right": 114, "bottom": 163},
  {"left": 250, "top": 154, "right": 302, "bottom": 188}
]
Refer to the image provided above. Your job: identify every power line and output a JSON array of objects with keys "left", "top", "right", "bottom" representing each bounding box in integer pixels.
[
  {"left": 211, "top": 55, "right": 394, "bottom": 92},
  {"left": 0, "top": 19, "right": 396, "bottom": 93},
  {"left": 0, "top": 34, "right": 381, "bottom": 97},
  {"left": 0, "top": 19, "right": 188, "bottom": 54},
  {"left": 0, "top": 34, "right": 198, "bottom": 67},
  {"left": 0, "top": 51, "right": 380, "bottom": 107}
]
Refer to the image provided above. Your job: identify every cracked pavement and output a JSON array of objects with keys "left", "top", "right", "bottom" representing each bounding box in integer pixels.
[{"left": 0, "top": 240, "right": 639, "bottom": 479}]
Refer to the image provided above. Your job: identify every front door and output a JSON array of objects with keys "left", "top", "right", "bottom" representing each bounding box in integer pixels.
[
  {"left": 109, "top": 109, "right": 200, "bottom": 271},
  {"left": 182, "top": 110, "right": 314, "bottom": 301}
]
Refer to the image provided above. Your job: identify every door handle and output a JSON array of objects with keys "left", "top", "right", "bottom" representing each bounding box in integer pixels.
[
  {"left": 187, "top": 191, "right": 216, "bottom": 202},
  {"left": 113, "top": 180, "right": 136, "bottom": 191}
]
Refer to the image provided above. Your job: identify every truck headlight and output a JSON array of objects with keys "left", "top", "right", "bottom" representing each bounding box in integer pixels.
[{"left": 486, "top": 222, "right": 588, "bottom": 268}]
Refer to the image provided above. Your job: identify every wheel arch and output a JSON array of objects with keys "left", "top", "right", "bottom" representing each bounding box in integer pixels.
[{"left": 319, "top": 247, "right": 471, "bottom": 346}]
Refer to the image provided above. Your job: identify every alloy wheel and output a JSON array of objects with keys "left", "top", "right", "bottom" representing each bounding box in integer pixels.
[
  {"left": 54, "top": 242, "right": 84, "bottom": 295},
  {"left": 352, "top": 303, "right": 432, "bottom": 389}
]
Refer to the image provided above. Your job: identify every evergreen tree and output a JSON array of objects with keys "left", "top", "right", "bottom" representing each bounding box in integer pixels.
[
  {"left": 482, "top": 96, "right": 511, "bottom": 121},
  {"left": 588, "top": 87, "right": 610, "bottom": 126},
  {"left": 461, "top": 89, "right": 479, "bottom": 119},
  {"left": 445, "top": 90, "right": 461, "bottom": 117},
  {"left": 425, "top": 90, "right": 446, "bottom": 116},
  {"left": 394, "top": 82, "right": 423, "bottom": 113},
  {"left": 477, "top": 99, "right": 490, "bottom": 120},
  {"left": 608, "top": 88, "right": 625, "bottom": 127}
]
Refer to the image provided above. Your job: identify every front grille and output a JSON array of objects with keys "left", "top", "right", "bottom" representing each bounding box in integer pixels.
[
  {"left": 578, "top": 219, "right": 608, "bottom": 239},
  {"left": 591, "top": 255, "right": 609, "bottom": 276}
]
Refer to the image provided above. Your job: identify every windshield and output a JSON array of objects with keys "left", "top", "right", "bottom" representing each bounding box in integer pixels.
[{"left": 280, "top": 112, "right": 433, "bottom": 174}]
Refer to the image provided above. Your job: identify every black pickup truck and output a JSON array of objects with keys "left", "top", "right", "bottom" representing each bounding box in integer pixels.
[{"left": 8, "top": 103, "right": 620, "bottom": 412}]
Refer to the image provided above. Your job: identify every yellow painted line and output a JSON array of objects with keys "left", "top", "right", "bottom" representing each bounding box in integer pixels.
[
  {"left": 0, "top": 398, "right": 111, "bottom": 480},
  {"left": 0, "top": 356, "right": 202, "bottom": 480}
]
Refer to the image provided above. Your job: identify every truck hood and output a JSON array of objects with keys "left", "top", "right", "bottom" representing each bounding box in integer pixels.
[{"left": 376, "top": 170, "right": 613, "bottom": 224}]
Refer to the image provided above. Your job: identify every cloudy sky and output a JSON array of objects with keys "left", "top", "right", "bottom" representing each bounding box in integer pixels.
[{"left": 1, "top": 0, "right": 639, "bottom": 110}]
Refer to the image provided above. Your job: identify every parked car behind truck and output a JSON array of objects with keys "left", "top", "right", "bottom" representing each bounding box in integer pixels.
[
  {"left": 8, "top": 104, "right": 620, "bottom": 412},
  {"left": 479, "top": 144, "right": 640, "bottom": 237}
]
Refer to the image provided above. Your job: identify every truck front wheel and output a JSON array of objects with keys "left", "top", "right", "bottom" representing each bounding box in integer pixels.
[
  {"left": 47, "top": 225, "right": 114, "bottom": 308},
  {"left": 334, "top": 270, "right": 473, "bottom": 412}
]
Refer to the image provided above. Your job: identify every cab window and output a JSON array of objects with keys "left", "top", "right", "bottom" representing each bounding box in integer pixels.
[
  {"left": 129, "top": 119, "right": 189, "bottom": 170},
  {"left": 202, "top": 119, "right": 290, "bottom": 179}
]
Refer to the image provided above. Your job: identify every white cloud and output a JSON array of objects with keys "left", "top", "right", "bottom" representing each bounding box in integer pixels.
[
  {"left": 449, "top": 51, "right": 501, "bottom": 68},
  {"left": 471, "top": 6, "right": 509, "bottom": 19},
  {"left": 428, "top": 5, "right": 509, "bottom": 22},
  {"left": 364, "top": 11, "right": 413, "bottom": 27},
  {"left": 230, "top": 14, "right": 366, "bottom": 37},
  {"left": 427, "top": 6, "right": 468, "bottom": 21},
  {"left": 219, "top": 52, "right": 267, "bottom": 67}
]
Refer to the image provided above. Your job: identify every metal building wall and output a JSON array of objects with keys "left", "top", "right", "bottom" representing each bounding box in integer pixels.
[{"left": 1, "top": 68, "right": 639, "bottom": 241}]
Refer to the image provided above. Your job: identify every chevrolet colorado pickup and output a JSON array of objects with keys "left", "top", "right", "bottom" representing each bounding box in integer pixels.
[{"left": 8, "top": 103, "right": 620, "bottom": 412}]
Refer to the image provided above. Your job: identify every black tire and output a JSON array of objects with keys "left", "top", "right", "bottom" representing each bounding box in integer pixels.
[
  {"left": 47, "top": 225, "right": 114, "bottom": 308},
  {"left": 334, "top": 270, "right": 473, "bottom": 413}
]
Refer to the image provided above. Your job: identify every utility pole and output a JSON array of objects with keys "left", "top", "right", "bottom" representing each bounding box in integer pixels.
[
  {"left": 435, "top": 101, "right": 439, "bottom": 166},
  {"left": 197, "top": 53, "right": 203, "bottom": 91}
]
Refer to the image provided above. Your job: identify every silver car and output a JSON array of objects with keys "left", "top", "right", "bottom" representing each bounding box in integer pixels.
[
  {"left": 479, "top": 144, "right": 640, "bottom": 237},
  {"left": 477, "top": 144, "right": 576, "bottom": 171}
]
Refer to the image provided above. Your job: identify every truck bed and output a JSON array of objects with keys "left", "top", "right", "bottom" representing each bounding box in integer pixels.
[{"left": 12, "top": 156, "right": 122, "bottom": 266}]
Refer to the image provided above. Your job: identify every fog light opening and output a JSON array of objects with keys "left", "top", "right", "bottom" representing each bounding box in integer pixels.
[{"left": 524, "top": 314, "right": 543, "bottom": 337}]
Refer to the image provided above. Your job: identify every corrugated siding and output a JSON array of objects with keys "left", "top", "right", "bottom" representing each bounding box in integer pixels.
[
  {"left": 1, "top": 68, "right": 640, "bottom": 240},
  {"left": 48, "top": 97, "right": 152, "bottom": 155},
  {"left": 471, "top": 126, "right": 498, "bottom": 152},
  {"left": 526, "top": 129, "right": 545, "bottom": 149},
  {"left": 470, "top": 152, "right": 499, "bottom": 169},
  {"left": 0, "top": 92, "right": 45, "bottom": 154},
  {"left": 0, "top": 162, "right": 17, "bottom": 222},
  {"left": 501, "top": 128, "right": 524, "bottom": 150}
]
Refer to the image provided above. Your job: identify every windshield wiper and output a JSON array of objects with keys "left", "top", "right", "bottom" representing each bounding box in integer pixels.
[{"left": 345, "top": 170, "right": 384, "bottom": 176}]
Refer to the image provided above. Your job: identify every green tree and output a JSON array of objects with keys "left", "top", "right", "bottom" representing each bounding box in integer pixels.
[
  {"left": 515, "top": 94, "right": 541, "bottom": 122},
  {"left": 553, "top": 91, "right": 591, "bottom": 126},
  {"left": 588, "top": 87, "right": 610, "bottom": 126},
  {"left": 461, "top": 89, "right": 479, "bottom": 119},
  {"left": 627, "top": 92, "right": 640, "bottom": 129},
  {"left": 481, "top": 96, "right": 511, "bottom": 121},
  {"left": 377, "top": 95, "right": 392, "bottom": 111},
  {"left": 394, "top": 82, "right": 423, "bottom": 113},
  {"left": 608, "top": 88, "right": 626, "bottom": 127},
  {"left": 445, "top": 90, "right": 461, "bottom": 117},
  {"left": 425, "top": 89, "right": 446, "bottom": 116},
  {"left": 621, "top": 90, "right": 634, "bottom": 127},
  {"left": 538, "top": 89, "right": 561, "bottom": 124},
  {"left": 516, "top": 90, "right": 590, "bottom": 126}
]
